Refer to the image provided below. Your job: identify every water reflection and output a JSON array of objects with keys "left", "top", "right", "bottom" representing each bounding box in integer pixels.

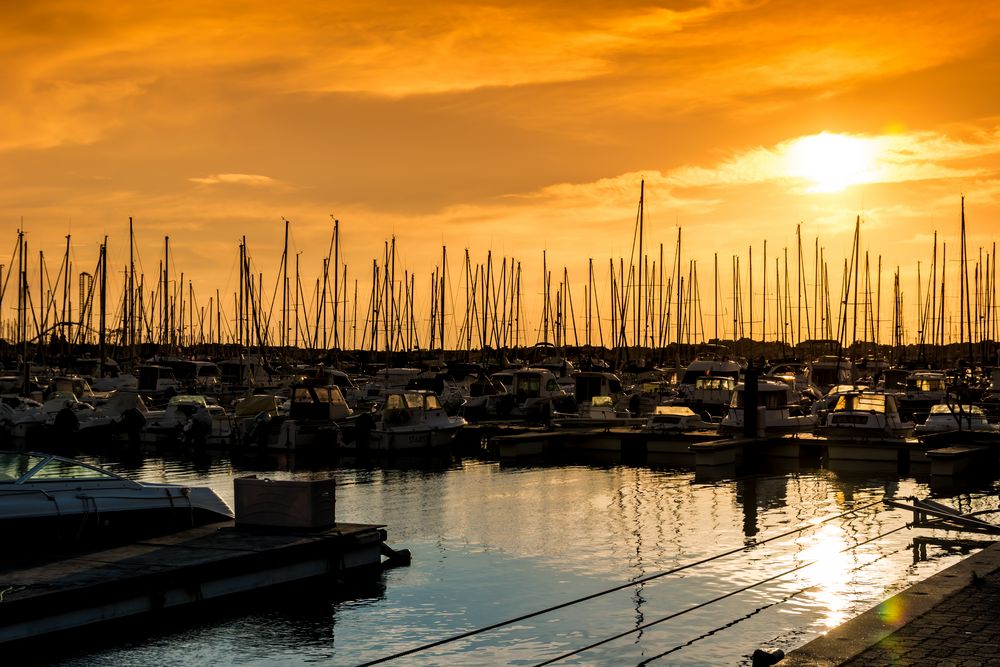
[{"left": 32, "top": 444, "right": 999, "bottom": 666}]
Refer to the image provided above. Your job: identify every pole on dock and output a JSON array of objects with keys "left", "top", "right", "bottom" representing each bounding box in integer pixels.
[{"left": 743, "top": 361, "right": 759, "bottom": 438}]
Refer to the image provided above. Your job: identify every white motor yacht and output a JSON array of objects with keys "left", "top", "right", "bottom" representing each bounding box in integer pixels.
[
  {"left": 720, "top": 379, "right": 816, "bottom": 436},
  {"left": 643, "top": 405, "right": 714, "bottom": 433},
  {"left": 368, "top": 390, "right": 466, "bottom": 450},
  {"left": 816, "top": 389, "right": 914, "bottom": 441},
  {"left": 914, "top": 403, "right": 1000, "bottom": 445}
]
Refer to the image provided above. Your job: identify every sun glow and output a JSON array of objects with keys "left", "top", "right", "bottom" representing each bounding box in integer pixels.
[{"left": 786, "top": 132, "right": 879, "bottom": 192}]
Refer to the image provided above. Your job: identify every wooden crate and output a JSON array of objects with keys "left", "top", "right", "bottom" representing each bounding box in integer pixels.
[{"left": 234, "top": 476, "right": 336, "bottom": 529}]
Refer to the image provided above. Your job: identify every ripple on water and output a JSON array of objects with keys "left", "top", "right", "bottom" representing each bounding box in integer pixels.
[{"left": 45, "top": 451, "right": 996, "bottom": 666}]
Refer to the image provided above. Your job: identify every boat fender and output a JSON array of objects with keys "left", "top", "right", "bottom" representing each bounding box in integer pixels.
[
  {"left": 751, "top": 648, "right": 784, "bottom": 666},
  {"left": 379, "top": 542, "right": 412, "bottom": 569}
]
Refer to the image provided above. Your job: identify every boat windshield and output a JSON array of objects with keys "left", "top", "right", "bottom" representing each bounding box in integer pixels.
[
  {"left": 834, "top": 393, "right": 885, "bottom": 413},
  {"left": 384, "top": 393, "right": 424, "bottom": 410},
  {"left": 695, "top": 377, "right": 734, "bottom": 390},
  {"left": 929, "top": 404, "right": 983, "bottom": 416},
  {"left": 0, "top": 452, "right": 121, "bottom": 484},
  {"left": 0, "top": 452, "right": 46, "bottom": 483},
  {"left": 907, "top": 378, "right": 945, "bottom": 392}
]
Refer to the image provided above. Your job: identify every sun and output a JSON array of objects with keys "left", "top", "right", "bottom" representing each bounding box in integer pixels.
[{"left": 785, "top": 132, "right": 878, "bottom": 193}]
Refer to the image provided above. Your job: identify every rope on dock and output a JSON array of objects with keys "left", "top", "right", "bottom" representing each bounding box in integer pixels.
[{"left": 356, "top": 499, "right": 886, "bottom": 666}]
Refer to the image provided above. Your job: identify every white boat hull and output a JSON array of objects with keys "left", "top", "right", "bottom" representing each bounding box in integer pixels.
[{"left": 368, "top": 425, "right": 462, "bottom": 450}]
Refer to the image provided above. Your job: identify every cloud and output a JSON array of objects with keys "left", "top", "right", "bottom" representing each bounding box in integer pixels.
[
  {"left": 666, "top": 129, "right": 1000, "bottom": 192},
  {"left": 4, "top": 0, "right": 1000, "bottom": 152},
  {"left": 189, "top": 173, "right": 278, "bottom": 186}
]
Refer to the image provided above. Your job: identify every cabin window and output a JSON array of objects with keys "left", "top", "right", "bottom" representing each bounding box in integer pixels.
[
  {"left": 515, "top": 376, "right": 541, "bottom": 395},
  {"left": 546, "top": 379, "right": 559, "bottom": 392},
  {"left": 386, "top": 394, "right": 406, "bottom": 410},
  {"left": 405, "top": 393, "right": 424, "bottom": 409},
  {"left": 293, "top": 387, "right": 315, "bottom": 403},
  {"left": 313, "top": 387, "right": 335, "bottom": 403},
  {"left": 834, "top": 393, "right": 885, "bottom": 413},
  {"left": 425, "top": 395, "right": 443, "bottom": 410}
]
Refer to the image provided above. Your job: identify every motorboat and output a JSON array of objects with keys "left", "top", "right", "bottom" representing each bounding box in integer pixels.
[
  {"left": 914, "top": 403, "right": 1000, "bottom": 445},
  {"left": 6, "top": 391, "right": 114, "bottom": 443},
  {"left": 506, "top": 368, "right": 572, "bottom": 420},
  {"left": 0, "top": 451, "right": 233, "bottom": 557},
  {"left": 674, "top": 375, "right": 737, "bottom": 419},
  {"left": 719, "top": 379, "right": 816, "bottom": 436},
  {"left": 368, "top": 390, "right": 466, "bottom": 450},
  {"left": 643, "top": 405, "right": 714, "bottom": 433},
  {"left": 142, "top": 394, "right": 235, "bottom": 446},
  {"left": 809, "top": 356, "right": 854, "bottom": 394},
  {"left": 276, "top": 382, "right": 353, "bottom": 450},
  {"left": 899, "top": 371, "right": 948, "bottom": 423},
  {"left": 461, "top": 373, "right": 510, "bottom": 421},
  {"left": 551, "top": 395, "right": 646, "bottom": 429},
  {"left": 815, "top": 389, "right": 913, "bottom": 441}
]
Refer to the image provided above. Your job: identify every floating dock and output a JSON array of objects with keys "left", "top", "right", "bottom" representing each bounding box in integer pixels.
[
  {"left": 0, "top": 521, "right": 399, "bottom": 645},
  {"left": 482, "top": 426, "right": 1000, "bottom": 481}
]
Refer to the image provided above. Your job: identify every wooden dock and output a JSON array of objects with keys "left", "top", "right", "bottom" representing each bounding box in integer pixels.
[{"left": 0, "top": 521, "right": 395, "bottom": 645}]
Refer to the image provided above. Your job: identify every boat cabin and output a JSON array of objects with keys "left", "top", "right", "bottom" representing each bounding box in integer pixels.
[
  {"left": 380, "top": 390, "right": 447, "bottom": 424},
  {"left": 572, "top": 371, "right": 624, "bottom": 403},
  {"left": 137, "top": 365, "right": 179, "bottom": 394},
  {"left": 44, "top": 376, "right": 97, "bottom": 401},
  {"left": 512, "top": 369, "right": 565, "bottom": 401},
  {"left": 288, "top": 384, "right": 352, "bottom": 421},
  {"left": 680, "top": 358, "right": 741, "bottom": 386}
]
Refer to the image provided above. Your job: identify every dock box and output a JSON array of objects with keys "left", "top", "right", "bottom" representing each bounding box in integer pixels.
[{"left": 234, "top": 476, "right": 336, "bottom": 529}]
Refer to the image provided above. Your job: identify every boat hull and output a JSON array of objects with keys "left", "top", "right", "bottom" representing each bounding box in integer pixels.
[{"left": 368, "top": 425, "right": 461, "bottom": 450}]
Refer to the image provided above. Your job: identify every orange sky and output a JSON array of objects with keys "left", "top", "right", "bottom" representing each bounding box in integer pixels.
[{"left": 4, "top": 0, "right": 1000, "bottom": 349}]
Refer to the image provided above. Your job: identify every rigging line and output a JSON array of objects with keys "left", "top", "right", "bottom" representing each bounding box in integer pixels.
[
  {"left": 354, "top": 499, "right": 886, "bottom": 667},
  {"left": 532, "top": 522, "right": 911, "bottom": 667},
  {"left": 637, "top": 543, "right": 905, "bottom": 665}
]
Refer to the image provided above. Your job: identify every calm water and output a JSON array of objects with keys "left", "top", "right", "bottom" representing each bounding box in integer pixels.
[{"left": 35, "top": 445, "right": 998, "bottom": 666}]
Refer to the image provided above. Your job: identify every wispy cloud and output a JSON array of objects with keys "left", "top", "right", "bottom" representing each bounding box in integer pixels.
[
  {"left": 667, "top": 129, "right": 1000, "bottom": 192},
  {"left": 189, "top": 173, "right": 278, "bottom": 186}
]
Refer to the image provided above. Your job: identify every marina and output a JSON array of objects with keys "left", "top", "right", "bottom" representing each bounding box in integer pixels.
[
  {"left": 6, "top": 3, "right": 1000, "bottom": 664},
  {"left": 0, "top": 437, "right": 996, "bottom": 666}
]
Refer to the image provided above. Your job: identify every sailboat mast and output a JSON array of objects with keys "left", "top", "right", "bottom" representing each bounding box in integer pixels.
[
  {"left": 637, "top": 179, "right": 644, "bottom": 350},
  {"left": 440, "top": 245, "right": 446, "bottom": 352}
]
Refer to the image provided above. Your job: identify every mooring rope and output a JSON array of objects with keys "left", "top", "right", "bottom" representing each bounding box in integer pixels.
[
  {"left": 356, "top": 498, "right": 886, "bottom": 666},
  {"left": 534, "top": 522, "right": 910, "bottom": 666}
]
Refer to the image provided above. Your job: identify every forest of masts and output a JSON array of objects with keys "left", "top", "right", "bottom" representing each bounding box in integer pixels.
[{"left": 2, "top": 188, "right": 997, "bottom": 367}]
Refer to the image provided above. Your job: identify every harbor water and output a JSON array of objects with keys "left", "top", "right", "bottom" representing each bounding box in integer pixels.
[{"left": 36, "top": 445, "right": 998, "bottom": 666}]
